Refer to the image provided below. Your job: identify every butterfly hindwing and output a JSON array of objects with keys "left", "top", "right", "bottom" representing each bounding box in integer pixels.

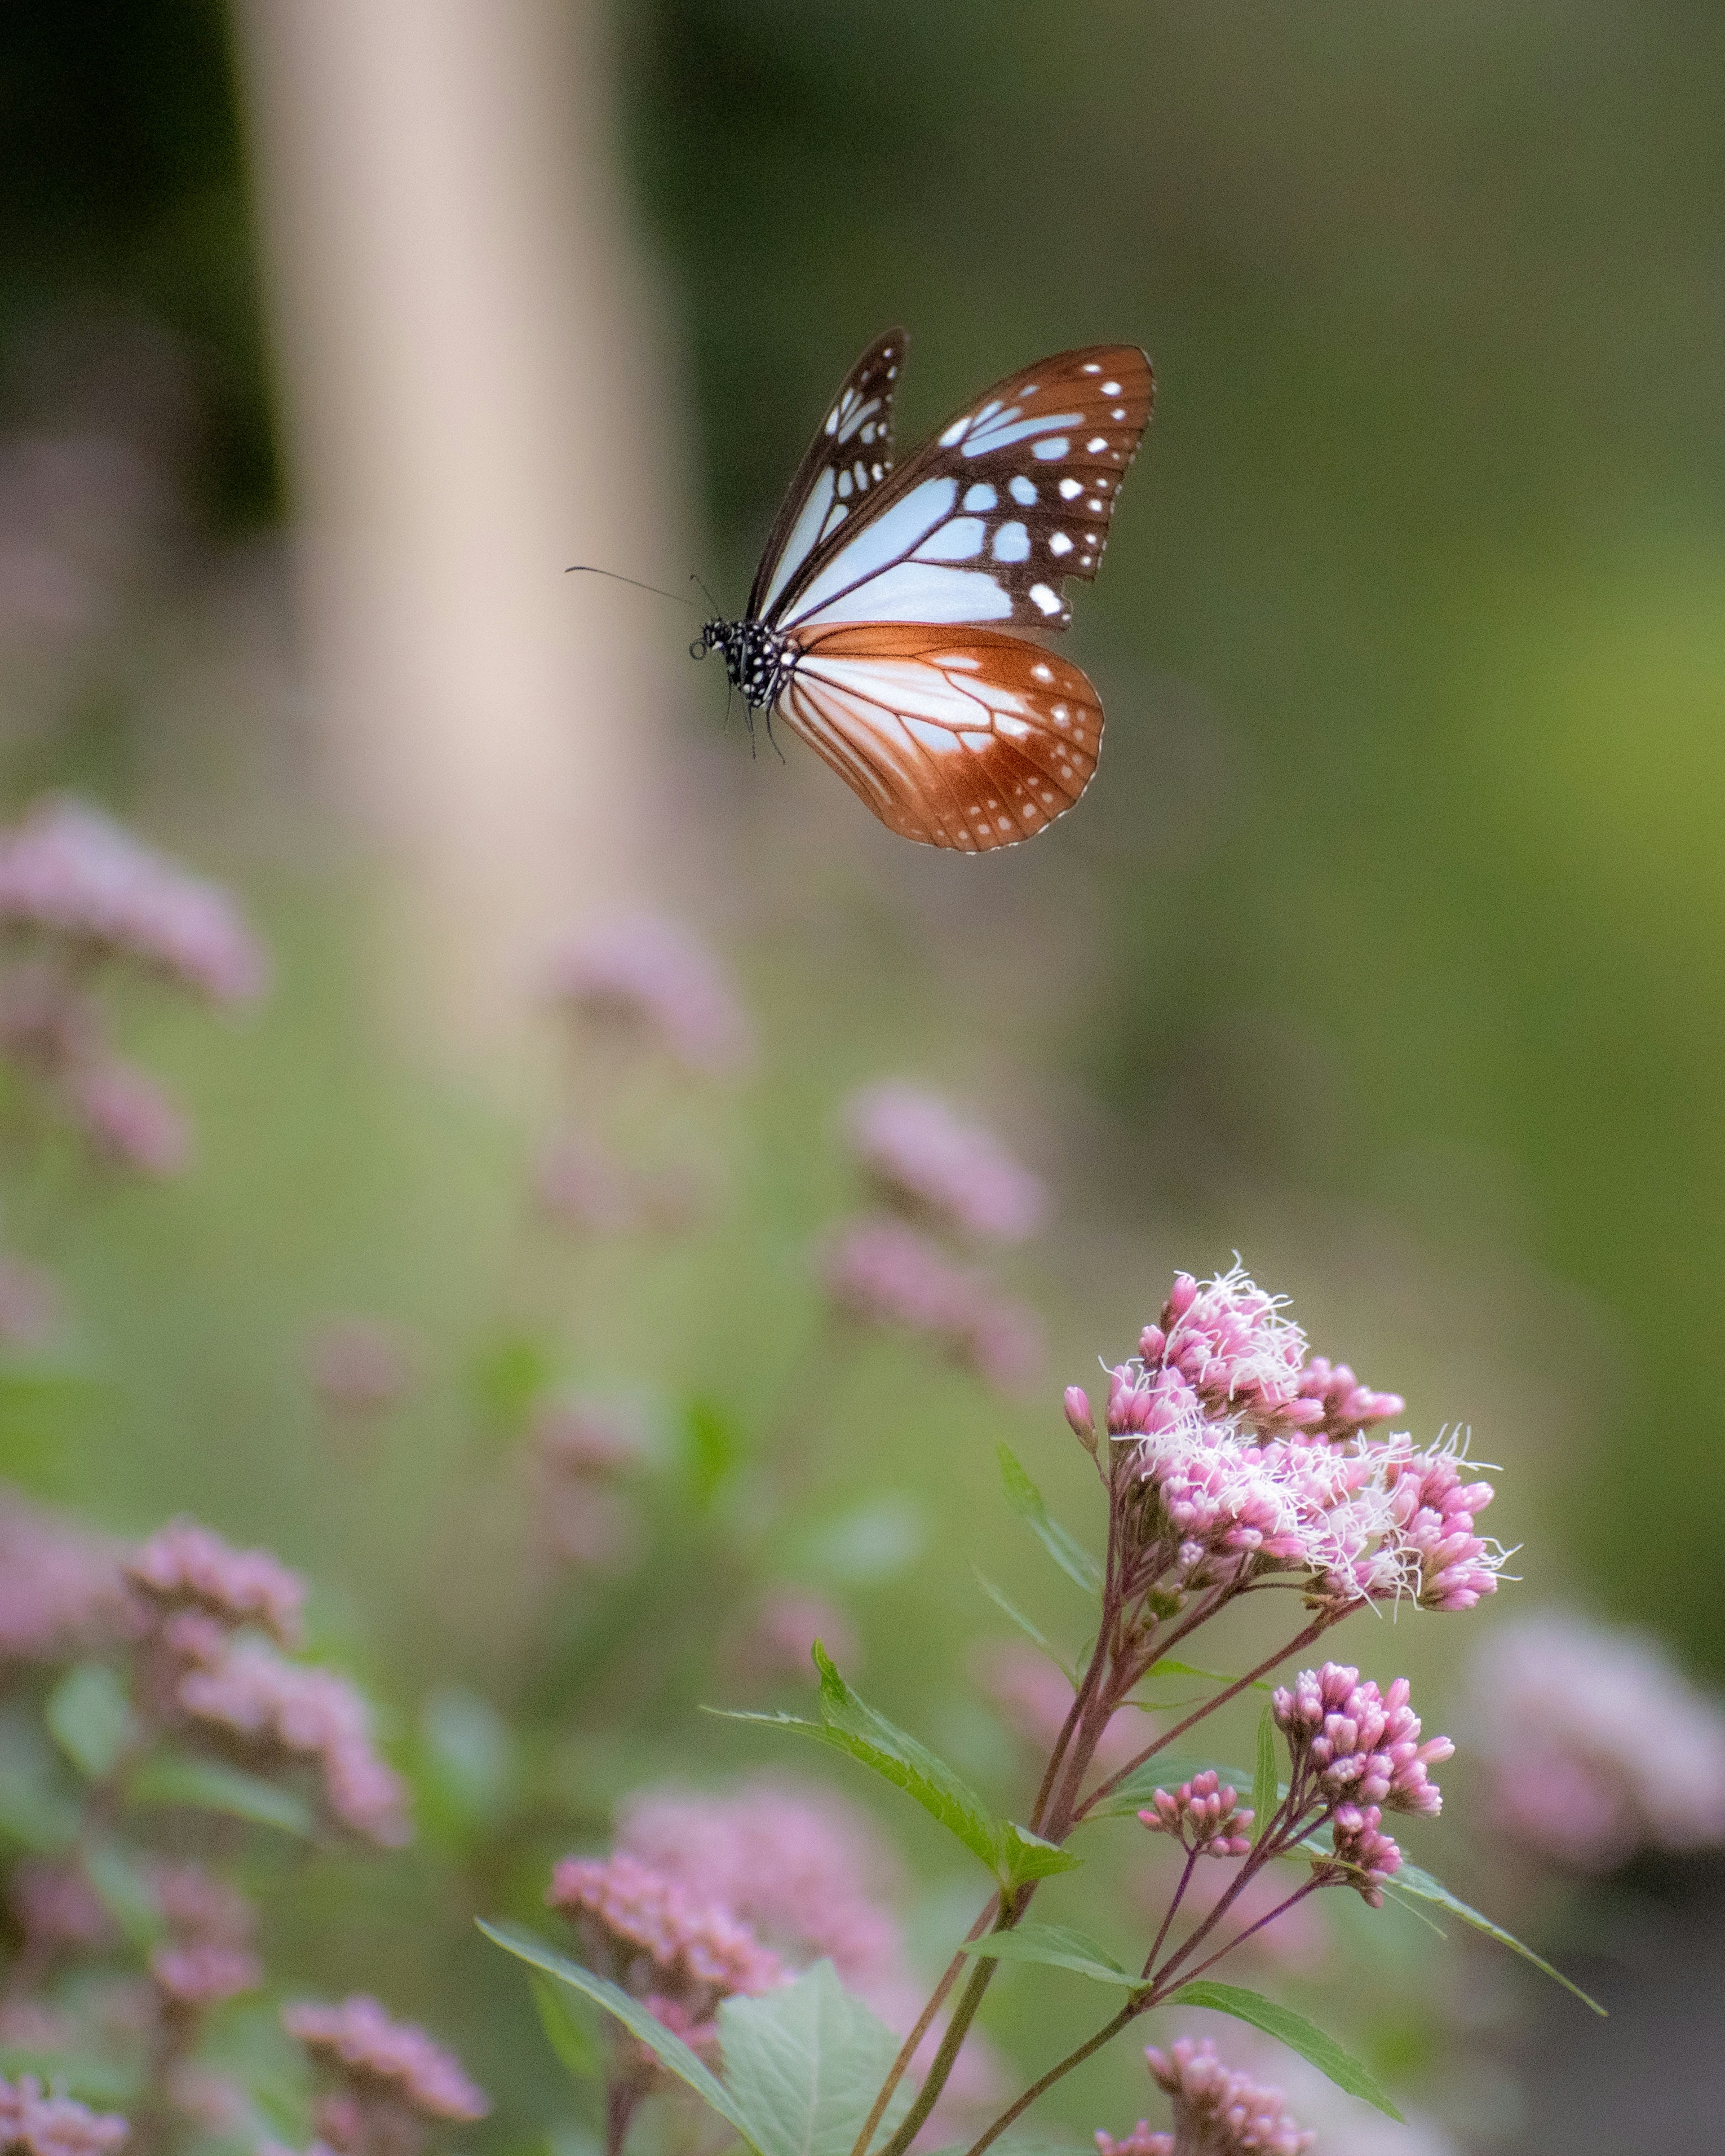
[
  {"left": 771, "top": 345, "right": 1152, "bottom": 634},
  {"left": 781, "top": 623, "right": 1104, "bottom": 852},
  {"left": 747, "top": 327, "right": 908, "bottom": 620}
]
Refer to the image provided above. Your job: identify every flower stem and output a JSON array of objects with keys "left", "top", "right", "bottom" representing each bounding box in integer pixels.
[
  {"left": 847, "top": 1895, "right": 998, "bottom": 2156},
  {"left": 960, "top": 2002, "right": 1143, "bottom": 2156}
]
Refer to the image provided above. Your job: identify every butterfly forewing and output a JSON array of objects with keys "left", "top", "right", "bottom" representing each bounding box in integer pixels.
[
  {"left": 782, "top": 624, "right": 1104, "bottom": 852},
  {"left": 746, "top": 327, "right": 908, "bottom": 620},
  {"left": 770, "top": 345, "right": 1152, "bottom": 635}
]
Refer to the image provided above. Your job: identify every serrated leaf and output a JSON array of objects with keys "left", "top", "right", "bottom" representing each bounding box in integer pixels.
[
  {"left": 479, "top": 1921, "right": 753, "bottom": 2139},
  {"left": 997, "top": 1447, "right": 1102, "bottom": 1594},
  {"left": 127, "top": 1750, "right": 316, "bottom": 1835},
  {"left": 1168, "top": 1981, "right": 1404, "bottom": 2120},
  {"left": 718, "top": 1959, "right": 911, "bottom": 2156},
  {"left": 716, "top": 1646, "right": 1072, "bottom": 1888},
  {"left": 973, "top": 1570, "right": 1072, "bottom": 1678},
  {"left": 960, "top": 1921, "right": 1141, "bottom": 1988},
  {"left": 45, "top": 1662, "right": 134, "bottom": 1780},
  {"left": 1390, "top": 1862, "right": 1606, "bottom": 2015},
  {"left": 1250, "top": 1705, "right": 1278, "bottom": 1845},
  {"left": 1082, "top": 1755, "right": 1256, "bottom": 1820},
  {"left": 530, "top": 1971, "right": 605, "bottom": 2082}
]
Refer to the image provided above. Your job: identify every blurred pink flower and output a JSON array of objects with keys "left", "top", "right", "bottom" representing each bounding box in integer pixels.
[
  {"left": 176, "top": 1640, "right": 410, "bottom": 1846},
  {"left": 64, "top": 1059, "right": 191, "bottom": 1177},
  {"left": 1135, "top": 1853, "right": 1328, "bottom": 1975},
  {"left": 531, "top": 1132, "right": 639, "bottom": 1232},
  {"left": 127, "top": 1520, "right": 305, "bottom": 1648},
  {"left": 548, "top": 1851, "right": 785, "bottom": 2019},
  {"left": 819, "top": 1216, "right": 1044, "bottom": 1396},
  {"left": 283, "top": 1998, "right": 487, "bottom": 2123},
  {"left": 845, "top": 1082, "right": 1045, "bottom": 1245},
  {"left": 305, "top": 1320, "right": 415, "bottom": 1418},
  {"left": 0, "top": 2075, "right": 128, "bottom": 2156},
  {"left": 1468, "top": 1611, "right": 1725, "bottom": 1870},
  {"left": 734, "top": 1591, "right": 861, "bottom": 1683},
  {"left": 974, "top": 1643, "right": 1140, "bottom": 1772},
  {"left": 148, "top": 1943, "right": 261, "bottom": 2008},
  {"left": 0, "top": 798, "right": 265, "bottom": 1004},
  {"left": 547, "top": 912, "right": 751, "bottom": 1074},
  {"left": 527, "top": 1400, "right": 643, "bottom": 1570},
  {"left": 0, "top": 1493, "right": 128, "bottom": 1663},
  {"left": 7, "top": 1860, "right": 117, "bottom": 1957}
]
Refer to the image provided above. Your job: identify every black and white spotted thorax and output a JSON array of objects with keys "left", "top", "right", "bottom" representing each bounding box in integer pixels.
[{"left": 695, "top": 617, "right": 799, "bottom": 711}]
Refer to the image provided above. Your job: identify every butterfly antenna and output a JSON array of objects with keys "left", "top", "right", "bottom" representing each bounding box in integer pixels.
[
  {"left": 565, "top": 565, "right": 700, "bottom": 608},
  {"left": 690, "top": 572, "right": 721, "bottom": 612}
]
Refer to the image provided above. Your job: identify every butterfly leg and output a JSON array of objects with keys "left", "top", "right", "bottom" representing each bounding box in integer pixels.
[{"left": 761, "top": 706, "right": 787, "bottom": 764}]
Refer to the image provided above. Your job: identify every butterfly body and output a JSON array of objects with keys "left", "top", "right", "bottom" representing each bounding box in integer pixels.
[{"left": 697, "top": 329, "right": 1153, "bottom": 851}]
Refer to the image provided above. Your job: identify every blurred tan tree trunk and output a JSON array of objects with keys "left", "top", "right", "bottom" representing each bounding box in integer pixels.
[{"left": 233, "top": 0, "right": 682, "bottom": 1064}]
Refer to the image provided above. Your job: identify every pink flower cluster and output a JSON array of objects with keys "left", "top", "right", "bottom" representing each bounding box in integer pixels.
[
  {"left": 845, "top": 1082, "right": 1046, "bottom": 1245},
  {"left": 305, "top": 1319, "right": 414, "bottom": 1418},
  {"left": 0, "top": 797, "right": 265, "bottom": 1004},
  {"left": 0, "top": 2075, "right": 128, "bottom": 2156},
  {"left": 1133, "top": 2037, "right": 1313, "bottom": 2156},
  {"left": 1089, "top": 1266, "right": 1507, "bottom": 1614},
  {"left": 734, "top": 1591, "right": 861, "bottom": 1683},
  {"left": 526, "top": 1399, "right": 642, "bottom": 1569},
  {"left": 0, "top": 1492, "right": 128, "bottom": 1664},
  {"left": 1468, "top": 1611, "right": 1725, "bottom": 1870},
  {"left": 612, "top": 1780, "right": 1000, "bottom": 2125},
  {"left": 282, "top": 1997, "right": 488, "bottom": 2122},
  {"left": 127, "top": 1520, "right": 305, "bottom": 1647},
  {"left": 1272, "top": 1663, "right": 1452, "bottom": 1819},
  {"left": 549, "top": 1851, "right": 786, "bottom": 2036},
  {"left": 175, "top": 1640, "right": 411, "bottom": 1846},
  {"left": 1138, "top": 1770, "right": 1255, "bottom": 1859},
  {"left": 147, "top": 1864, "right": 261, "bottom": 2009},
  {"left": 548, "top": 911, "right": 752, "bottom": 1075},
  {"left": 819, "top": 1217, "right": 1043, "bottom": 1396}
]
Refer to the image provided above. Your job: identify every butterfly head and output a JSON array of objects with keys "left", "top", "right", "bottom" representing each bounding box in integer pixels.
[{"left": 692, "top": 616, "right": 798, "bottom": 712}]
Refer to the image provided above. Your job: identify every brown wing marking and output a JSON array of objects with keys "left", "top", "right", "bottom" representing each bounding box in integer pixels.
[{"left": 780, "top": 623, "right": 1104, "bottom": 853}]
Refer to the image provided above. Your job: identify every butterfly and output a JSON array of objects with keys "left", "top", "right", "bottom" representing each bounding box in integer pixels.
[{"left": 694, "top": 329, "right": 1154, "bottom": 852}]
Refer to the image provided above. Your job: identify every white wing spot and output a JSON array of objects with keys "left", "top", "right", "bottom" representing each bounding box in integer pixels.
[
  {"left": 993, "top": 521, "right": 1031, "bottom": 562},
  {"left": 1031, "top": 662, "right": 1053, "bottom": 681},
  {"left": 871, "top": 464, "right": 884, "bottom": 479},
  {"left": 824, "top": 411, "right": 838, "bottom": 435},
  {"left": 1086, "top": 499, "right": 1103, "bottom": 513},
  {"left": 939, "top": 416, "right": 970, "bottom": 447},
  {"left": 1009, "top": 475, "right": 1038, "bottom": 505},
  {"left": 1052, "top": 703, "right": 1070, "bottom": 721},
  {"left": 1101, "top": 379, "right": 1121, "bottom": 395},
  {"left": 861, "top": 422, "right": 876, "bottom": 444},
  {"left": 1030, "top": 583, "right": 1062, "bottom": 616},
  {"left": 1112, "top": 406, "right": 1127, "bottom": 420},
  {"left": 854, "top": 461, "right": 869, "bottom": 486},
  {"left": 836, "top": 470, "right": 853, "bottom": 497},
  {"left": 1059, "top": 477, "right": 1083, "bottom": 499},
  {"left": 1049, "top": 532, "right": 1073, "bottom": 556},
  {"left": 1086, "top": 436, "right": 1109, "bottom": 452},
  {"left": 963, "top": 482, "right": 998, "bottom": 511},
  {"left": 1082, "top": 362, "right": 1101, "bottom": 373},
  {"left": 1032, "top": 436, "right": 1070, "bottom": 461}
]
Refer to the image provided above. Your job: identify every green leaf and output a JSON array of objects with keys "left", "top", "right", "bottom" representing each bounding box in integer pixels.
[
  {"left": 1390, "top": 1862, "right": 1607, "bottom": 2015},
  {"left": 973, "top": 1570, "right": 1072, "bottom": 1677},
  {"left": 685, "top": 1396, "right": 743, "bottom": 1507},
  {"left": 126, "top": 1750, "right": 316, "bottom": 1836},
  {"left": 1143, "top": 1660, "right": 1269, "bottom": 1691},
  {"left": 479, "top": 1921, "right": 754, "bottom": 2140},
  {"left": 418, "top": 1688, "right": 517, "bottom": 1833},
  {"left": 1168, "top": 1982, "right": 1404, "bottom": 2120},
  {"left": 470, "top": 1332, "right": 555, "bottom": 1439},
  {"left": 714, "top": 1647, "right": 1079, "bottom": 1888},
  {"left": 999, "top": 1825, "right": 1084, "bottom": 1886},
  {"left": 45, "top": 1662, "right": 135, "bottom": 1780},
  {"left": 801, "top": 1496, "right": 926, "bottom": 1584},
  {"left": 530, "top": 1971, "right": 606, "bottom": 2082},
  {"left": 997, "top": 1446, "right": 1102, "bottom": 1593},
  {"left": 960, "top": 1922, "right": 1142, "bottom": 1989},
  {"left": 0, "top": 1710, "right": 79, "bottom": 1851},
  {"left": 1081, "top": 1755, "right": 1255, "bottom": 1820},
  {"left": 1250, "top": 1705, "right": 1278, "bottom": 1845},
  {"left": 718, "top": 1959, "right": 911, "bottom": 2156}
]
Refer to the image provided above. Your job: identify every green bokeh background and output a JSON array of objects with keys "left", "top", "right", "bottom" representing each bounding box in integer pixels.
[{"left": 2, "top": 4, "right": 1722, "bottom": 2151}]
